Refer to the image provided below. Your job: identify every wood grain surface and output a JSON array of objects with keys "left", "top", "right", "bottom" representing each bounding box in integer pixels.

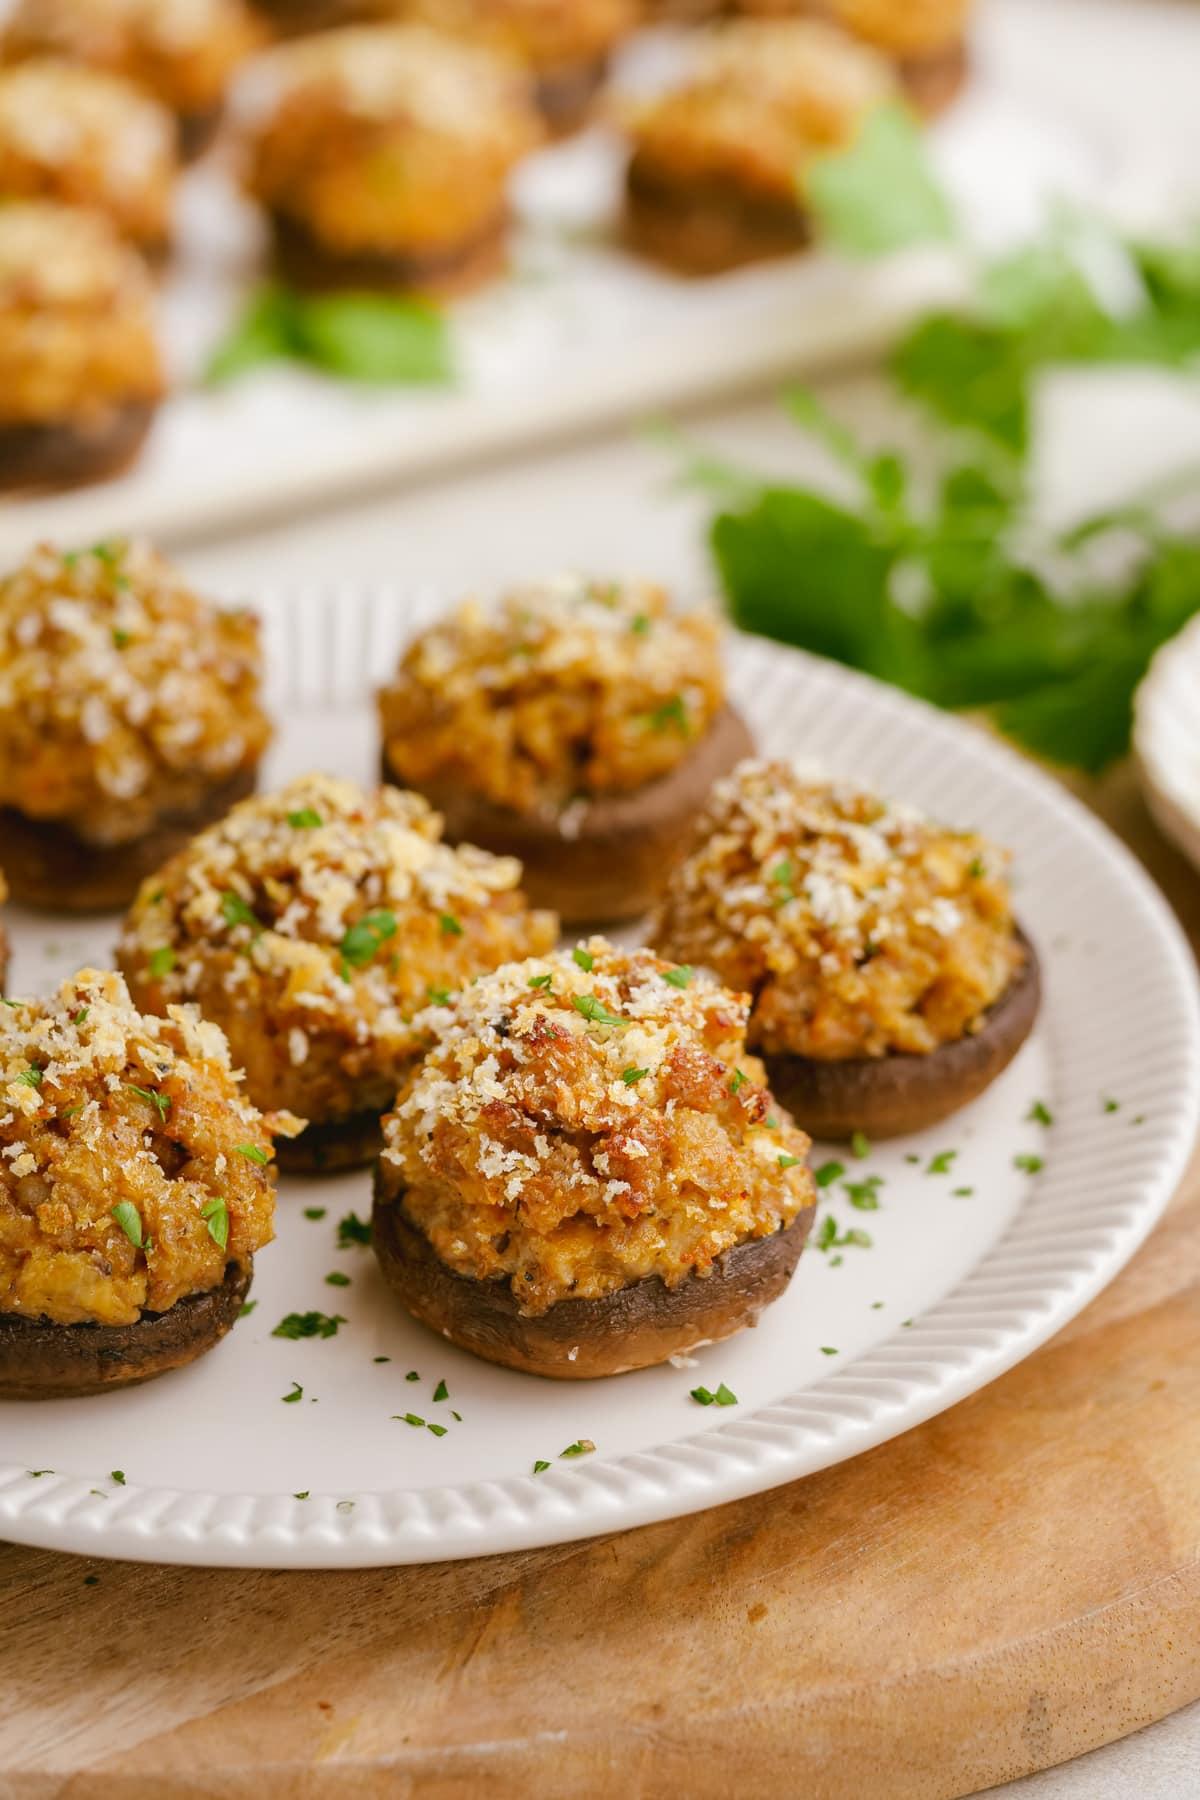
[{"left": 1, "top": 766, "right": 1198, "bottom": 1800}]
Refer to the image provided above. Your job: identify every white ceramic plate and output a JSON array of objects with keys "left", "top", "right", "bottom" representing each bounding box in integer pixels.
[
  {"left": 0, "top": 28, "right": 1111, "bottom": 561},
  {"left": 1, "top": 587, "right": 1197, "bottom": 1569},
  {"left": 1134, "top": 612, "right": 1200, "bottom": 878}
]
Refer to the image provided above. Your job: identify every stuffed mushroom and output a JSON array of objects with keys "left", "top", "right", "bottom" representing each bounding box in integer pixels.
[
  {"left": 733, "top": 0, "right": 971, "bottom": 114},
  {"left": 0, "top": 967, "right": 280, "bottom": 1400},
  {"left": 379, "top": 575, "right": 754, "bottom": 922},
  {"left": 650, "top": 761, "right": 1040, "bottom": 1140},
  {"left": 119, "top": 773, "right": 558, "bottom": 1172},
  {"left": 0, "top": 538, "right": 270, "bottom": 910},
  {"left": 373, "top": 939, "right": 818, "bottom": 1377}
]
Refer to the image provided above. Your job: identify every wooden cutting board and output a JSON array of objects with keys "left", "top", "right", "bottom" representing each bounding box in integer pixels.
[{"left": 1, "top": 765, "right": 1198, "bottom": 1800}]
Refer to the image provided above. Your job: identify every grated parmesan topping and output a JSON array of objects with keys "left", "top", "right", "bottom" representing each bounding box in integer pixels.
[
  {"left": 0, "top": 539, "right": 269, "bottom": 845},
  {"left": 389, "top": 0, "right": 639, "bottom": 69},
  {"left": 0, "top": 967, "right": 277, "bottom": 1327},
  {"left": 380, "top": 574, "right": 728, "bottom": 815},
  {"left": 0, "top": 62, "right": 175, "bottom": 249},
  {"left": 627, "top": 17, "right": 896, "bottom": 199},
  {"left": 247, "top": 22, "right": 538, "bottom": 145},
  {"left": 0, "top": 200, "right": 156, "bottom": 309},
  {"left": 3, "top": 0, "right": 261, "bottom": 113},
  {"left": 119, "top": 773, "right": 557, "bottom": 1123},
  {"left": 380, "top": 937, "right": 815, "bottom": 1314},
  {"left": 651, "top": 759, "right": 1025, "bottom": 1060}
]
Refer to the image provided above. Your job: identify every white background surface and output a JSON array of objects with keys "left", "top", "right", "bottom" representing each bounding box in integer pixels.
[{"left": 12, "top": 0, "right": 1200, "bottom": 1789}]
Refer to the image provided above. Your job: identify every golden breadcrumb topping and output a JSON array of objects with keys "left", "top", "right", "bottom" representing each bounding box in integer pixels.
[
  {"left": 626, "top": 18, "right": 896, "bottom": 201},
  {"left": 244, "top": 24, "right": 540, "bottom": 255},
  {"left": 380, "top": 575, "right": 728, "bottom": 817},
  {"left": 0, "top": 62, "right": 176, "bottom": 249},
  {"left": 0, "top": 202, "right": 163, "bottom": 423},
  {"left": 3, "top": 0, "right": 262, "bottom": 117},
  {"left": 0, "top": 968, "right": 277, "bottom": 1327},
  {"left": 119, "top": 773, "right": 558, "bottom": 1125},
  {"left": 0, "top": 539, "right": 270, "bottom": 847},
  {"left": 380, "top": 938, "right": 815, "bottom": 1315},
  {"left": 380, "top": 0, "right": 638, "bottom": 70},
  {"left": 820, "top": 0, "right": 970, "bottom": 58},
  {"left": 651, "top": 760, "right": 1025, "bottom": 1060}
]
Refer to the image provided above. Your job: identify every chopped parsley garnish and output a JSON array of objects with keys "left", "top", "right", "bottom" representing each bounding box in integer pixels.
[
  {"left": 663, "top": 965, "right": 693, "bottom": 989},
  {"left": 439, "top": 912, "right": 463, "bottom": 937},
  {"left": 111, "top": 1200, "right": 151, "bottom": 1251},
  {"left": 1028, "top": 1099, "right": 1054, "bottom": 1126},
  {"left": 844, "top": 1175, "right": 883, "bottom": 1210},
  {"left": 926, "top": 1149, "right": 957, "bottom": 1175},
  {"left": 572, "top": 994, "right": 629, "bottom": 1029},
  {"left": 112, "top": 627, "right": 131, "bottom": 649},
  {"left": 532, "top": 1459, "right": 551, "bottom": 1475},
  {"left": 15, "top": 1066, "right": 42, "bottom": 1089},
  {"left": 433, "top": 1379, "right": 449, "bottom": 1403},
  {"left": 559, "top": 1440, "right": 596, "bottom": 1458},
  {"left": 373, "top": 1356, "right": 390, "bottom": 1364},
  {"left": 220, "top": 890, "right": 261, "bottom": 933},
  {"left": 528, "top": 973, "right": 554, "bottom": 990},
  {"left": 148, "top": 946, "right": 176, "bottom": 979},
  {"left": 572, "top": 946, "right": 595, "bottom": 972},
  {"left": 236, "top": 1142, "right": 270, "bottom": 1165},
  {"left": 814, "top": 1160, "right": 844, "bottom": 1188},
  {"left": 272, "top": 1311, "right": 346, "bottom": 1340},
  {"left": 396, "top": 1413, "right": 426, "bottom": 1428},
  {"left": 820, "top": 1346, "right": 839, "bottom": 1357},
  {"left": 770, "top": 858, "right": 796, "bottom": 902},
  {"left": 337, "top": 1211, "right": 372, "bottom": 1249},
  {"left": 622, "top": 1065, "right": 650, "bottom": 1086},
  {"left": 427, "top": 1423, "right": 448, "bottom": 1438},
  {"left": 406, "top": 1370, "right": 420, "bottom": 1382},
  {"left": 642, "top": 694, "right": 689, "bottom": 734},
  {"left": 74, "top": 1007, "right": 89, "bottom": 1026},
  {"left": 849, "top": 1130, "right": 871, "bottom": 1160},
  {"left": 336, "top": 1500, "right": 354, "bottom": 1514},
  {"left": 339, "top": 909, "right": 397, "bottom": 974},
  {"left": 287, "top": 809, "right": 323, "bottom": 829},
  {"left": 303, "top": 1206, "right": 327, "bottom": 1221},
  {"left": 325, "top": 1271, "right": 351, "bottom": 1287},
  {"left": 729, "top": 1068, "right": 747, "bottom": 1095},
  {"left": 110, "top": 1470, "right": 127, "bottom": 1486},
  {"left": 778, "top": 1153, "right": 802, "bottom": 1171},
  {"left": 294, "top": 1491, "right": 310, "bottom": 1500},
  {"left": 690, "top": 1383, "right": 738, "bottom": 1407},
  {"left": 0, "top": 997, "right": 19, "bottom": 1009},
  {"left": 27, "top": 1469, "right": 54, "bottom": 1478},
  {"left": 238, "top": 1300, "right": 257, "bottom": 1318},
  {"left": 282, "top": 1382, "right": 303, "bottom": 1404},
  {"left": 1103, "top": 1096, "right": 1121, "bottom": 1113},
  {"left": 426, "top": 986, "right": 453, "bottom": 1007},
  {"left": 125, "top": 1084, "right": 170, "bottom": 1123},
  {"left": 1014, "top": 1153, "right": 1044, "bottom": 1174},
  {"left": 630, "top": 613, "right": 651, "bottom": 635},
  {"left": 952, "top": 1186, "right": 975, "bottom": 1197},
  {"left": 200, "top": 1196, "right": 229, "bottom": 1251},
  {"left": 814, "top": 1215, "right": 873, "bottom": 1253}
]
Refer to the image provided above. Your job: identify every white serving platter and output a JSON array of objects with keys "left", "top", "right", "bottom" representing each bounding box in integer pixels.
[
  {"left": 0, "top": 24, "right": 1112, "bottom": 561},
  {"left": 1134, "top": 611, "right": 1200, "bottom": 879},
  {"left": 0, "top": 586, "right": 1196, "bottom": 1569}
]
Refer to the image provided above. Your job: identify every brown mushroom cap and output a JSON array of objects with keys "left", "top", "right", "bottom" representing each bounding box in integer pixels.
[
  {"left": 0, "top": 1259, "right": 253, "bottom": 1400},
  {"left": 372, "top": 1179, "right": 816, "bottom": 1379},
  {"left": 276, "top": 1109, "right": 384, "bottom": 1176},
  {"left": 626, "top": 155, "right": 813, "bottom": 277},
  {"left": 764, "top": 930, "right": 1042, "bottom": 1142},
  {"left": 0, "top": 766, "right": 256, "bottom": 913},
  {"left": 0, "top": 400, "right": 156, "bottom": 496},
  {"left": 385, "top": 703, "right": 755, "bottom": 924},
  {"left": 896, "top": 39, "right": 969, "bottom": 115},
  {"left": 269, "top": 210, "right": 509, "bottom": 299}
]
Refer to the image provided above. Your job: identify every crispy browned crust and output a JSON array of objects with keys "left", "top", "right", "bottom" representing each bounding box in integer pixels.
[
  {"left": 177, "top": 105, "right": 223, "bottom": 162},
  {"left": 897, "top": 38, "right": 969, "bottom": 116},
  {"left": 276, "top": 1107, "right": 384, "bottom": 1175},
  {"left": 383, "top": 703, "right": 754, "bottom": 925},
  {"left": 534, "top": 56, "right": 608, "bottom": 137},
  {"left": 269, "top": 209, "right": 509, "bottom": 298},
  {"left": 625, "top": 153, "right": 811, "bottom": 275},
  {"left": 0, "top": 766, "right": 259, "bottom": 914},
  {"left": 764, "top": 929, "right": 1041, "bottom": 1142},
  {"left": 372, "top": 1178, "right": 815, "bottom": 1378},
  {"left": 0, "top": 401, "right": 157, "bottom": 495},
  {"left": 0, "top": 1260, "right": 253, "bottom": 1400}
]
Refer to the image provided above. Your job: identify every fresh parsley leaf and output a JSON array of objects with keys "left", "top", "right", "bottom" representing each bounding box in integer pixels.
[
  {"left": 849, "top": 1131, "right": 871, "bottom": 1160},
  {"left": 1027, "top": 1100, "right": 1054, "bottom": 1126},
  {"left": 238, "top": 1300, "right": 257, "bottom": 1318},
  {"left": 572, "top": 946, "right": 595, "bottom": 972},
  {"left": 148, "top": 946, "right": 176, "bottom": 979},
  {"left": 439, "top": 912, "right": 463, "bottom": 937},
  {"left": 111, "top": 1200, "right": 151, "bottom": 1251},
  {"left": 622, "top": 1065, "right": 650, "bottom": 1086},
  {"left": 729, "top": 1068, "right": 747, "bottom": 1095},
  {"left": 1014, "top": 1153, "right": 1045, "bottom": 1175},
  {"left": 110, "top": 1470, "right": 127, "bottom": 1486},
  {"left": 663, "top": 965, "right": 693, "bottom": 989},
  {"left": 337, "top": 1211, "right": 372, "bottom": 1249},
  {"left": 814, "top": 1160, "right": 844, "bottom": 1188},
  {"left": 200, "top": 1196, "right": 229, "bottom": 1251},
  {"left": 220, "top": 890, "right": 261, "bottom": 933},
  {"left": 339, "top": 909, "right": 397, "bottom": 973},
  {"left": 559, "top": 1440, "right": 596, "bottom": 1458},
  {"left": 532, "top": 1459, "right": 551, "bottom": 1474},
  {"left": 125, "top": 1084, "right": 170, "bottom": 1123},
  {"left": 282, "top": 1382, "right": 304, "bottom": 1404},
  {"left": 325, "top": 1270, "right": 351, "bottom": 1287},
  {"left": 807, "top": 104, "right": 957, "bottom": 256},
  {"left": 207, "top": 285, "right": 454, "bottom": 388},
  {"left": 778, "top": 1153, "right": 802, "bottom": 1171},
  {"left": 433, "top": 1379, "right": 449, "bottom": 1403},
  {"left": 236, "top": 1143, "right": 270, "bottom": 1165},
  {"left": 844, "top": 1176, "right": 883, "bottom": 1211},
  {"left": 572, "top": 994, "right": 629, "bottom": 1029},
  {"left": 926, "top": 1150, "right": 957, "bottom": 1175},
  {"left": 528, "top": 973, "right": 554, "bottom": 990},
  {"left": 272, "top": 1311, "right": 347, "bottom": 1340},
  {"left": 15, "top": 1066, "right": 42, "bottom": 1089},
  {"left": 287, "top": 808, "right": 323, "bottom": 829}
]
